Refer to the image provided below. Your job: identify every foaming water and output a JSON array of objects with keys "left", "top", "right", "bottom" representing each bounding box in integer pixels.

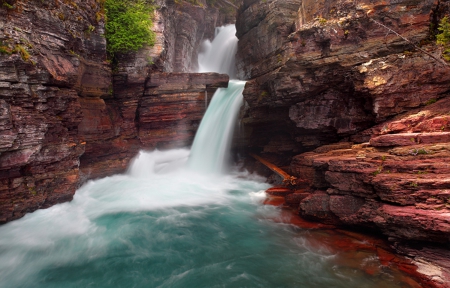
[
  {"left": 198, "top": 25, "right": 238, "bottom": 78},
  {"left": 188, "top": 80, "right": 245, "bottom": 174},
  {"left": 0, "top": 150, "right": 417, "bottom": 288}
]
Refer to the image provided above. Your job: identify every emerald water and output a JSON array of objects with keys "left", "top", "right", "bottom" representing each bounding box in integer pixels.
[{"left": 0, "top": 149, "right": 416, "bottom": 287}]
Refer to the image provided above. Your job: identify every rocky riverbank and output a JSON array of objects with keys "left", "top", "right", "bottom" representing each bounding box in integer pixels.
[{"left": 236, "top": 0, "right": 450, "bottom": 286}]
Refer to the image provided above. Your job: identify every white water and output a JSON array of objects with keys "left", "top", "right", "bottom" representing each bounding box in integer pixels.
[
  {"left": 189, "top": 24, "right": 244, "bottom": 174},
  {"left": 0, "top": 150, "right": 270, "bottom": 287},
  {"left": 188, "top": 80, "right": 245, "bottom": 174},
  {"left": 198, "top": 25, "right": 238, "bottom": 78}
]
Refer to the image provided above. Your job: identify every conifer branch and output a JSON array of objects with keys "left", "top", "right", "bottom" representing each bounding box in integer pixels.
[{"left": 369, "top": 18, "right": 449, "bottom": 67}]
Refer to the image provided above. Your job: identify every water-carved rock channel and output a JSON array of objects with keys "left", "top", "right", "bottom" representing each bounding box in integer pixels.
[
  {"left": 1, "top": 0, "right": 450, "bottom": 286},
  {"left": 0, "top": 23, "right": 427, "bottom": 288}
]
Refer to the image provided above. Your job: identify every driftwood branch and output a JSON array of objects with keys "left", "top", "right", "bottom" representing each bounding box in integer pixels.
[
  {"left": 369, "top": 18, "right": 449, "bottom": 67},
  {"left": 249, "top": 153, "right": 298, "bottom": 185}
]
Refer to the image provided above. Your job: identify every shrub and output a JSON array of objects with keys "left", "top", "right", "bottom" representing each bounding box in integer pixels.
[
  {"left": 104, "top": 0, "right": 156, "bottom": 55},
  {"left": 425, "top": 98, "right": 437, "bottom": 105},
  {"left": 15, "top": 45, "right": 30, "bottom": 61},
  {"left": 0, "top": 41, "right": 13, "bottom": 55},
  {"left": 1, "top": 0, "right": 15, "bottom": 9},
  {"left": 436, "top": 16, "right": 450, "bottom": 61}
]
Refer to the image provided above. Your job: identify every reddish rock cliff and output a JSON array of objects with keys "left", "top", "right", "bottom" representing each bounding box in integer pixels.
[
  {"left": 237, "top": 0, "right": 450, "bottom": 162},
  {"left": 0, "top": 0, "right": 110, "bottom": 223},
  {"left": 289, "top": 99, "right": 450, "bottom": 286},
  {"left": 80, "top": 72, "right": 228, "bottom": 179},
  {"left": 0, "top": 0, "right": 230, "bottom": 223},
  {"left": 80, "top": 0, "right": 233, "bottom": 179},
  {"left": 236, "top": 0, "right": 450, "bottom": 285}
]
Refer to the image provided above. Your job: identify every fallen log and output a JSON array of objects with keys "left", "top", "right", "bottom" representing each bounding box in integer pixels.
[{"left": 249, "top": 153, "right": 298, "bottom": 186}]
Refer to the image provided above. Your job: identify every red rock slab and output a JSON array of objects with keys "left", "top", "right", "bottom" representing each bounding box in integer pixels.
[
  {"left": 418, "top": 132, "right": 450, "bottom": 144},
  {"left": 263, "top": 195, "right": 285, "bottom": 206},
  {"left": 265, "top": 186, "right": 294, "bottom": 196},
  {"left": 372, "top": 173, "right": 450, "bottom": 205},
  {"left": 375, "top": 204, "right": 450, "bottom": 243},
  {"left": 370, "top": 133, "right": 420, "bottom": 147},
  {"left": 285, "top": 192, "right": 310, "bottom": 208}
]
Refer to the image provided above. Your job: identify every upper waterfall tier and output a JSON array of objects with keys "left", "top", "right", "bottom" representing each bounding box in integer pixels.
[{"left": 198, "top": 25, "right": 238, "bottom": 79}]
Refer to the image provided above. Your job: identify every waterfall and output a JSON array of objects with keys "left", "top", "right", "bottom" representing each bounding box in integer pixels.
[
  {"left": 188, "top": 24, "right": 243, "bottom": 174},
  {"left": 198, "top": 24, "right": 238, "bottom": 79},
  {"left": 188, "top": 80, "right": 245, "bottom": 174}
]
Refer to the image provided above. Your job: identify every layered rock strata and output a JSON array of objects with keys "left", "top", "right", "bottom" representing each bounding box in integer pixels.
[
  {"left": 0, "top": 0, "right": 229, "bottom": 223},
  {"left": 289, "top": 98, "right": 450, "bottom": 286},
  {"left": 236, "top": 0, "right": 450, "bottom": 285},
  {"left": 0, "top": 0, "right": 110, "bottom": 223},
  {"left": 236, "top": 0, "right": 450, "bottom": 163},
  {"left": 80, "top": 72, "right": 228, "bottom": 179}
]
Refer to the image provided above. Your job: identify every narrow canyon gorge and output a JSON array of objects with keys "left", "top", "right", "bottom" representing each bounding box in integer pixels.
[{"left": 0, "top": 0, "right": 449, "bottom": 286}]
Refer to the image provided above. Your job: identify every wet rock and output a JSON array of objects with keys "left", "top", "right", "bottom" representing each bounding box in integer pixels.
[
  {"left": 236, "top": 0, "right": 450, "bottom": 163},
  {"left": 79, "top": 72, "right": 229, "bottom": 179},
  {"left": 265, "top": 186, "right": 294, "bottom": 196},
  {"left": 299, "top": 191, "right": 340, "bottom": 224},
  {"left": 284, "top": 191, "right": 310, "bottom": 208},
  {"left": 0, "top": 0, "right": 108, "bottom": 223}
]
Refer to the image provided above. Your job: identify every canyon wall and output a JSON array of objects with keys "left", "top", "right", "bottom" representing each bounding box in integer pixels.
[
  {"left": 0, "top": 0, "right": 228, "bottom": 223},
  {"left": 0, "top": 0, "right": 110, "bottom": 223},
  {"left": 237, "top": 0, "right": 450, "bottom": 164},
  {"left": 236, "top": 0, "right": 450, "bottom": 285}
]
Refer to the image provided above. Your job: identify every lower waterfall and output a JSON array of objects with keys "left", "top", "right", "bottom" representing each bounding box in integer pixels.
[{"left": 188, "top": 80, "right": 245, "bottom": 174}]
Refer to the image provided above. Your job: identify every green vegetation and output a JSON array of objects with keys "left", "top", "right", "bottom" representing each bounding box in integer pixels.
[
  {"left": 372, "top": 170, "right": 381, "bottom": 176},
  {"left": 0, "top": 41, "right": 13, "bottom": 55},
  {"left": 410, "top": 148, "right": 429, "bottom": 156},
  {"left": 425, "top": 98, "right": 437, "bottom": 105},
  {"left": 0, "top": 40, "right": 35, "bottom": 64},
  {"left": 417, "top": 148, "right": 428, "bottom": 155},
  {"left": 15, "top": 45, "right": 30, "bottom": 61},
  {"left": 318, "top": 17, "right": 327, "bottom": 26},
  {"left": 1, "top": 0, "right": 15, "bottom": 9},
  {"left": 84, "top": 24, "right": 96, "bottom": 37},
  {"left": 104, "top": 0, "right": 156, "bottom": 55},
  {"left": 28, "top": 187, "right": 37, "bottom": 196},
  {"left": 146, "top": 56, "right": 154, "bottom": 65},
  {"left": 436, "top": 16, "right": 450, "bottom": 61}
]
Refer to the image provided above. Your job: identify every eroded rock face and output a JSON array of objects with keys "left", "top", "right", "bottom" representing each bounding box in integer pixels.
[
  {"left": 78, "top": 0, "right": 233, "bottom": 179},
  {"left": 80, "top": 72, "right": 229, "bottom": 179},
  {"left": 0, "top": 0, "right": 230, "bottom": 223},
  {"left": 288, "top": 98, "right": 450, "bottom": 285},
  {"left": 0, "top": 0, "right": 110, "bottom": 223},
  {"left": 292, "top": 140, "right": 450, "bottom": 244},
  {"left": 134, "top": 0, "right": 232, "bottom": 74},
  {"left": 236, "top": 0, "right": 450, "bottom": 161},
  {"left": 237, "top": 0, "right": 450, "bottom": 283}
]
